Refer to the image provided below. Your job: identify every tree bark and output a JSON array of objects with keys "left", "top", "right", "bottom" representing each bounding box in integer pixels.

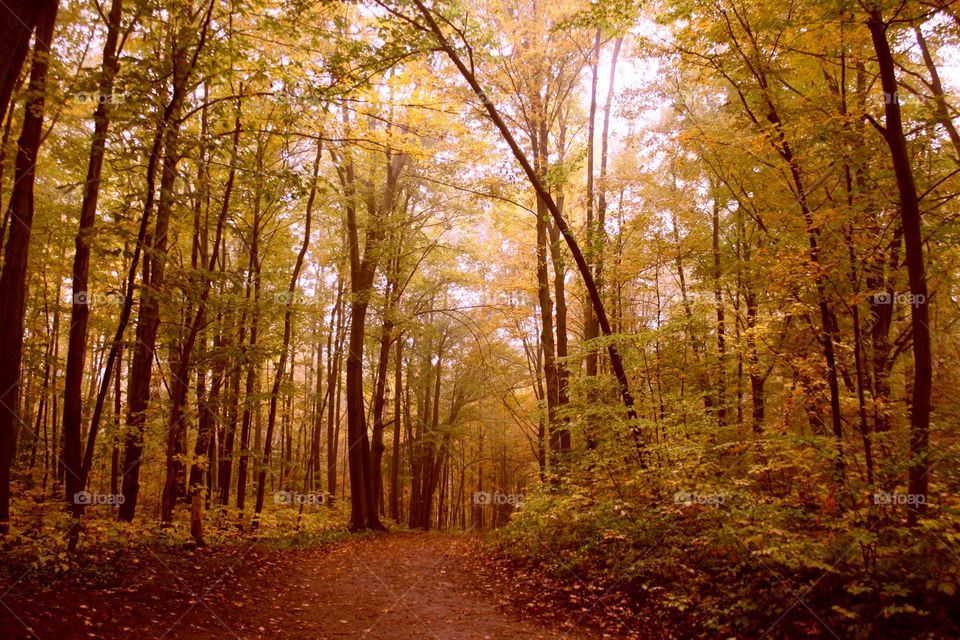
[
  {"left": 389, "top": 334, "right": 403, "bottom": 521},
  {"left": 711, "top": 193, "right": 727, "bottom": 427},
  {"left": 62, "top": 0, "right": 124, "bottom": 535},
  {"left": 0, "top": 1, "right": 58, "bottom": 536},
  {"left": 868, "top": 11, "right": 933, "bottom": 523},
  {"left": 0, "top": 0, "right": 52, "bottom": 126}
]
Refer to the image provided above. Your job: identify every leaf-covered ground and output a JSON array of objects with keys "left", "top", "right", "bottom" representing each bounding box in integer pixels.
[{"left": 0, "top": 533, "right": 598, "bottom": 639}]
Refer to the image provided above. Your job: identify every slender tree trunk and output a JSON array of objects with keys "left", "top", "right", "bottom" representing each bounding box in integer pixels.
[
  {"left": 334, "top": 112, "right": 405, "bottom": 529},
  {"left": 307, "top": 309, "right": 325, "bottom": 494},
  {"left": 219, "top": 314, "right": 243, "bottom": 506},
  {"left": 868, "top": 12, "right": 933, "bottom": 522},
  {"left": 531, "top": 124, "right": 559, "bottom": 464},
  {"left": 389, "top": 334, "right": 403, "bottom": 521},
  {"left": 118, "top": 105, "right": 184, "bottom": 522},
  {"left": 236, "top": 219, "right": 261, "bottom": 516},
  {"left": 326, "top": 281, "right": 344, "bottom": 500},
  {"left": 63, "top": 0, "right": 124, "bottom": 536},
  {"left": 711, "top": 193, "right": 727, "bottom": 427},
  {"left": 371, "top": 249, "right": 401, "bottom": 515},
  {"left": 110, "top": 344, "right": 123, "bottom": 497},
  {"left": 584, "top": 30, "right": 601, "bottom": 434}
]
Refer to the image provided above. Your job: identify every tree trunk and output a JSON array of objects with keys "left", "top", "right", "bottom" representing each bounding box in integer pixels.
[
  {"left": 0, "top": 1, "right": 58, "bottom": 536},
  {"left": 334, "top": 108, "right": 405, "bottom": 529},
  {"left": 118, "top": 104, "right": 183, "bottom": 522},
  {"left": 326, "top": 281, "right": 344, "bottom": 500},
  {"left": 62, "top": 0, "right": 123, "bottom": 535},
  {"left": 584, "top": 28, "right": 601, "bottom": 400},
  {"left": 868, "top": 11, "right": 933, "bottom": 522},
  {"left": 711, "top": 193, "right": 727, "bottom": 427},
  {"left": 236, "top": 211, "right": 262, "bottom": 516},
  {"left": 389, "top": 334, "right": 403, "bottom": 521},
  {"left": 0, "top": 0, "right": 52, "bottom": 126},
  {"left": 371, "top": 249, "right": 401, "bottom": 515}
]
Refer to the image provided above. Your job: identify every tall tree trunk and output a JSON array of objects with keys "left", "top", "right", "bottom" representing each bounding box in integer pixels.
[
  {"left": 370, "top": 293, "right": 396, "bottom": 514},
  {"left": 868, "top": 11, "right": 933, "bottom": 523},
  {"left": 118, "top": 105, "right": 183, "bottom": 522},
  {"left": 218, "top": 312, "right": 244, "bottom": 506},
  {"left": 0, "top": 2, "right": 58, "bottom": 536},
  {"left": 307, "top": 307, "right": 325, "bottom": 494},
  {"left": 326, "top": 281, "right": 344, "bottom": 500},
  {"left": 236, "top": 204, "right": 262, "bottom": 516},
  {"left": 743, "top": 222, "right": 764, "bottom": 433},
  {"left": 548, "top": 119, "right": 570, "bottom": 457},
  {"left": 389, "top": 334, "right": 403, "bottom": 521},
  {"left": 62, "top": 0, "right": 124, "bottom": 533},
  {"left": 595, "top": 35, "right": 622, "bottom": 304},
  {"left": 531, "top": 124, "right": 559, "bottom": 464},
  {"left": 334, "top": 109, "right": 405, "bottom": 530},
  {"left": 583, "top": 28, "right": 601, "bottom": 399},
  {"left": 710, "top": 193, "right": 727, "bottom": 427},
  {"left": 371, "top": 244, "right": 402, "bottom": 515}
]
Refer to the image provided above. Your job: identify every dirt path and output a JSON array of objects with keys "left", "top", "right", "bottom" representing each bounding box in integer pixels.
[{"left": 0, "top": 533, "right": 591, "bottom": 639}]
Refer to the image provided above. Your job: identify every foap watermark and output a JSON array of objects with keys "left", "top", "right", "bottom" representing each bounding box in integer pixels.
[
  {"left": 72, "top": 291, "right": 126, "bottom": 306},
  {"left": 73, "top": 91, "right": 127, "bottom": 105},
  {"left": 472, "top": 86, "right": 495, "bottom": 107},
  {"left": 473, "top": 491, "right": 524, "bottom": 506},
  {"left": 874, "top": 490, "right": 926, "bottom": 507},
  {"left": 274, "top": 491, "right": 326, "bottom": 506},
  {"left": 673, "top": 490, "right": 726, "bottom": 506},
  {"left": 273, "top": 290, "right": 308, "bottom": 305},
  {"left": 73, "top": 491, "right": 125, "bottom": 506},
  {"left": 877, "top": 91, "right": 923, "bottom": 107},
  {"left": 871, "top": 291, "right": 926, "bottom": 307}
]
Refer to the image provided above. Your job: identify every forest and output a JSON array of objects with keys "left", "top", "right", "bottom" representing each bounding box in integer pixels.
[{"left": 0, "top": 0, "right": 957, "bottom": 638}]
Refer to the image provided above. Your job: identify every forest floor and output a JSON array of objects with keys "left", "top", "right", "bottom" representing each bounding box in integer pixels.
[{"left": 0, "top": 532, "right": 599, "bottom": 639}]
